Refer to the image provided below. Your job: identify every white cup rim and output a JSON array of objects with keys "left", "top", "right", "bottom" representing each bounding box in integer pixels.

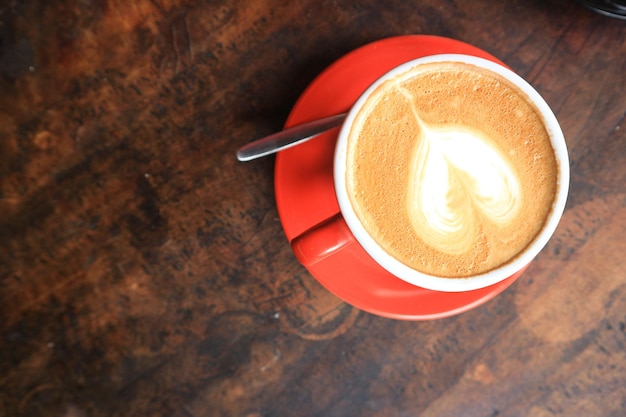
[{"left": 334, "top": 54, "right": 569, "bottom": 292}]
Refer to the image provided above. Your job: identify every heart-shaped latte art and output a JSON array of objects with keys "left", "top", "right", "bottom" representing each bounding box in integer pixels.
[{"left": 406, "top": 113, "right": 522, "bottom": 255}]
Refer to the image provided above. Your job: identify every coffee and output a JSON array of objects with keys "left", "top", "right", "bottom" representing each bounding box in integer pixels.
[{"left": 345, "top": 61, "right": 559, "bottom": 278}]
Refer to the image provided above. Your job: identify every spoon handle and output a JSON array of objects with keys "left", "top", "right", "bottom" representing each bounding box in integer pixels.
[{"left": 236, "top": 113, "right": 347, "bottom": 161}]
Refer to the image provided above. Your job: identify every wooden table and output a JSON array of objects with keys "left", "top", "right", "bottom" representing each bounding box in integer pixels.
[{"left": 1, "top": 0, "right": 625, "bottom": 416}]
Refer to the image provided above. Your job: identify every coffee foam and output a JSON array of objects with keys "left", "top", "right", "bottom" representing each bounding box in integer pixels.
[{"left": 346, "top": 62, "right": 558, "bottom": 278}]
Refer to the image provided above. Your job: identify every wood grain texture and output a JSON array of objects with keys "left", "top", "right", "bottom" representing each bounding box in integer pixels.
[{"left": 1, "top": 0, "right": 625, "bottom": 416}]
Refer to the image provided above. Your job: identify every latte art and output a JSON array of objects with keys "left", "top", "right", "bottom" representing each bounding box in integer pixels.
[
  {"left": 406, "top": 109, "right": 522, "bottom": 255},
  {"left": 345, "top": 61, "right": 559, "bottom": 278}
]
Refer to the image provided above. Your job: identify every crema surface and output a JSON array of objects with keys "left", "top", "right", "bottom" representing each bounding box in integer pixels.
[{"left": 345, "top": 62, "right": 558, "bottom": 278}]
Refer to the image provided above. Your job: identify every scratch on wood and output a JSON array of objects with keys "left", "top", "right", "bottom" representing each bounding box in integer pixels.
[
  {"left": 149, "top": 0, "right": 166, "bottom": 16},
  {"left": 184, "top": 13, "right": 194, "bottom": 63},
  {"left": 611, "top": 110, "right": 625, "bottom": 134},
  {"left": 171, "top": 12, "right": 193, "bottom": 74},
  {"left": 19, "top": 383, "right": 57, "bottom": 412},
  {"left": 171, "top": 23, "right": 181, "bottom": 74}
]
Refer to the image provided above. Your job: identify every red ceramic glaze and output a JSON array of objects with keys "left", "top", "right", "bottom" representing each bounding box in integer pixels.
[{"left": 274, "top": 35, "right": 526, "bottom": 320}]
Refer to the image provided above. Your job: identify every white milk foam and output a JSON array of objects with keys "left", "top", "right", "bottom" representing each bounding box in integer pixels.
[{"left": 400, "top": 86, "right": 522, "bottom": 255}]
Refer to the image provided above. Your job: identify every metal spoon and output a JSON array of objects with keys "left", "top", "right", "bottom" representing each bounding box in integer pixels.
[{"left": 236, "top": 113, "right": 347, "bottom": 161}]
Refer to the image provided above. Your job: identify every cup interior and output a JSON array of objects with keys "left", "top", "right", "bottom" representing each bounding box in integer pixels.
[{"left": 334, "top": 54, "right": 569, "bottom": 292}]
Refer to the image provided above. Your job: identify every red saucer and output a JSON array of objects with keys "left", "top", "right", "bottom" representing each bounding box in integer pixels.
[{"left": 274, "top": 35, "right": 525, "bottom": 320}]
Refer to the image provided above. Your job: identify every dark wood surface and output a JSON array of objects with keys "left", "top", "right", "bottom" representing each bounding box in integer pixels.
[{"left": 1, "top": 0, "right": 626, "bottom": 416}]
